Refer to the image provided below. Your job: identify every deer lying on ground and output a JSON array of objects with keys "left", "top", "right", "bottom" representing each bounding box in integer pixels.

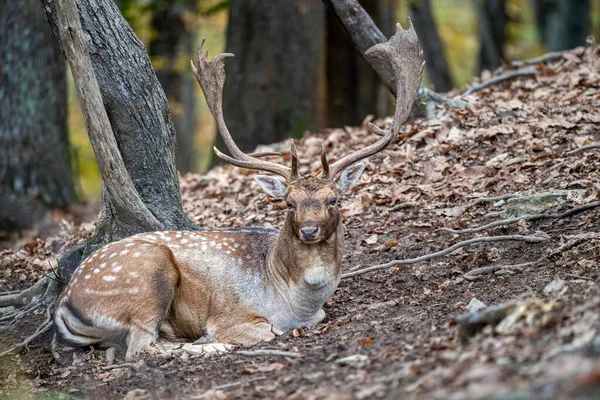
[{"left": 53, "top": 22, "right": 423, "bottom": 361}]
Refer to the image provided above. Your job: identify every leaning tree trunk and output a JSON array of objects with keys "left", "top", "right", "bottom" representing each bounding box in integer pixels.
[
  {"left": 214, "top": 0, "right": 325, "bottom": 158},
  {"left": 476, "top": 0, "right": 506, "bottom": 73},
  {"left": 408, "top": 0, "right": 453, "bottom": 92},
  {"left": 41, "top": 0, "right": 199, "bottom": 279},
  {"left": 325, "top": 0, "right": 394, "bottom": 128},
  {"left": 542, "top": 0, "right": 591, "bottom": 51},
  {"left": 149, "top": 0, "right": 198, "bottom": 173},
  {"left": 0, "top": 0, "right": 76, "bottom": 231}
]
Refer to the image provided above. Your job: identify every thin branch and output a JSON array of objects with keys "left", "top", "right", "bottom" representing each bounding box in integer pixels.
[
  {"left": 441, "top": 201, "right": 600, "bottom": 234},
  {"left": 566, "top": 143, "right": 600, "bottom": 155},
  {"left": 236, "top": 349, "right": 302, "bottom": 358},
  {"left": 463, "top": 67, "right": 537, "bottom": 96},
  {"left": 341, "top": 235, "right": 548, "bottom": 279},
  {"left": 55, "top": 0, "right": 162, "bottom": 230}
]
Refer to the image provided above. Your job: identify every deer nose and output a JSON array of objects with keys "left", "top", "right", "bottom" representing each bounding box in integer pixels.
[{"left": 300, "top": 223, "right": 320, "bottom": 241}]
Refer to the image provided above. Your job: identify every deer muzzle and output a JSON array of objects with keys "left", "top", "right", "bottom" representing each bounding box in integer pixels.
[{"left": 299, "top": 222, "right": 321, "bottom": 243}]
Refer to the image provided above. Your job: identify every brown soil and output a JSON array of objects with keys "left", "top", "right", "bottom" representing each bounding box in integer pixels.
[{"left": 1, "top": 45, "right": 600, "bottom": 399}]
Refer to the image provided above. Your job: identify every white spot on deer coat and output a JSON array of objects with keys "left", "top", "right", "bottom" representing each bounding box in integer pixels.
[{"left": 103, "top": 275, "right": 116, "bottom": 281}]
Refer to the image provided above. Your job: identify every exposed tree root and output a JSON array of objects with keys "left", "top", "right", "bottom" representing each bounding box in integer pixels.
[
  {"left": 440, "top": 201, "right": 600, "bottom": 234},
  {"left": 566, "top": 143, "right": 600, "bottom": 155},
  {"left": 511, "top": 51, "right": 566, "bottom": 67},
  {"left": 341, "top": 235, "right": 548, "bottom": 279},
  {"left": 0, "top": 303, "right": 53, "bottom": 358},
  {"left": 463, "top": 67, "right": 537, "bottom": 96},
  {"left": 0, "top": 277, "right": 49, "bottom": 308}
]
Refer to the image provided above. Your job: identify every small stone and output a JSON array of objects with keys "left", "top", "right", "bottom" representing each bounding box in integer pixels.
[
  {"left": 543, "top": 279, "right": 566, "bottom": 295},
  {"left": 466, "top": 297, "right": 487, "bottom": 313}
]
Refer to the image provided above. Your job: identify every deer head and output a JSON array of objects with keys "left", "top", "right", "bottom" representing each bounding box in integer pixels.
[{"left": 191, "top": 20, "right": 424, "bottom": 244}]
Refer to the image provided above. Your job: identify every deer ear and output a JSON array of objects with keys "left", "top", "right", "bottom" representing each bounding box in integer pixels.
[
  {"left": 255, "top": 175, "right": 288, "bottom": 198},
  {"left": 336, "top": 163, "right": 366, "bottom": 192}
]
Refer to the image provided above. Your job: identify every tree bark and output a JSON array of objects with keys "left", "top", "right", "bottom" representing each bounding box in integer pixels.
[
  {"left": 408, "top": 0, "right": 453, "bottom": 92},
  {"left": 41, "top": 0, "right": 198, "bottom": 277},
  {"left": 325, "top": 0, "right": 394, "bottom": 127},
  {"left": 149, "top": 0, "right": 197, "bottom": 173},
  {"left": 321, "top": 0, "right": 397, "bottom": 96},
  {"left": 540, "top": 0, "right": 591, "bottom": 51},
  {"left": 476, "top": 0, "right": 506, "bottom": 73},
  {"left": 215, "top": 0, "right": 325, "bottom": 157},
  {"left": 0, "top": 0, "right": 76, "bottom": 230}
]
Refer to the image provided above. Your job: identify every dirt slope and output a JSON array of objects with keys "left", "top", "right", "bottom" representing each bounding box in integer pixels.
[{"left": 1, "top": 43, "right": 599, "bottom": 399}]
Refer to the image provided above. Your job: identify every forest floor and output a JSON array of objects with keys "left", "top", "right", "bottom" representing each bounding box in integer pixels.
[{"left": 1, "top": 44, "right": 600, "bottom": 400}]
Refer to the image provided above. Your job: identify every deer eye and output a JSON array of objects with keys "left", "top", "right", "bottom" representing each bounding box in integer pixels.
[
  {"left": 329, "top": 197, "right": 337, "bottom": 206},
  {"left": 286, "top": 201, "right": 294, "bottom": 209}
]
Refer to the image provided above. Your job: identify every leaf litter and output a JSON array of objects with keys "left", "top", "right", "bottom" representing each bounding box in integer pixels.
[{"left": 1, "top": 44, "right": 600, "bottom": 399}]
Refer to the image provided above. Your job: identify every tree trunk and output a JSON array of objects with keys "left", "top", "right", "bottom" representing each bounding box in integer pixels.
[
  {"left": 41, "top": 0, "right": 198, "bottom": 278},
  {"left": 325, "top": 0, "right": 394, "bottom": 128},
  {"left": 149, "top": 0, "right": 197, "bottom": 173},
  {"left": 476, "top": 0, "right": 506, "bottom": 73},
  {"left": 408, "top": 0, "right": 453, "bottom": 92},
  {"left": 541, "top": 0, "right": 591, "bottom": 51},
  {"left": 0, "top": 0, "right": 76, "bottom": 230},
  {"left": 215, "top": 0, "right": 325, "bottom": 157}
]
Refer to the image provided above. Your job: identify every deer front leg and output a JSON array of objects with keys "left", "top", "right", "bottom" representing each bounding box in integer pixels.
[
  {"left": 210, "top": 319, "right": 283, "bottom": 346},
  {"left": 309, "top": 309, "right": 326, "bottom": 326}
]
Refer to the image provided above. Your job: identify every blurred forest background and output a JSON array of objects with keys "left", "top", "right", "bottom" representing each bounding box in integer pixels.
[{"left": 1, "top": 0, "right": 599, "bottom": 229}]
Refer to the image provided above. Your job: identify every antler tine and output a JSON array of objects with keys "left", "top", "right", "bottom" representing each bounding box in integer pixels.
[
  {"left": 328, "top": 19, "right": 424, "bottom": 179},
  {"left": 191, "top": 39, "right": 291, "bottom": 180},
  {"left": 290, "top": 140, "right": 299, "bottom": 181},
  {"left": 320, "top": 144, "right": 330, "bottom": 179}
]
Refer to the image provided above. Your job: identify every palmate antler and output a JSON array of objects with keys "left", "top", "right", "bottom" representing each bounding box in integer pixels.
[
  {"left": 322, "top": 20, "right": 425, "bottom": 180},
  {"left": 192, "top": 19, "right": 423, "bottom": 182},
  {"left": 190, "top": 39, "right": 294, "bottom": 181}
]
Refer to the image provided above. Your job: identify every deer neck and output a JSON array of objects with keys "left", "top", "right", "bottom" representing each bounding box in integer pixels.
[{"left": 266, "top": 213, "right": 343, "bottom": 325}]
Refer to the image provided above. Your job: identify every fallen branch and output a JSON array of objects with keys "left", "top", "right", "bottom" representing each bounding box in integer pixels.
[
  {"left": 566, "top": 143, "right": 600, "bottom": 155},
  {"left": 341, "top": 235, "right": 548, "bottom": 279},
  {"left": 441, "top": 200, "right": 600, "bottom": 234},
  {"left": 463, "top": 67, "right": 537, "bottom": 96},
  {"left": 236, "top": 349, "right": 301, "bottom": 358}
]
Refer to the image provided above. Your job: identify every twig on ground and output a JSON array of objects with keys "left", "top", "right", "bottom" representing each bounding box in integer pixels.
[
  {"left": 441, "top": 201, "right": 600, "bottom": 234},
  {"left": 566, "top": 143, "right": 600, "bottom": 155},
  {"left": 463, "top": 67, "right": 537, "bottom": 96},
  {"left": 0, "top": 305, "right": 53, "bottom": 358},
  {"left": 390, "top": 202, "right": 418, "bottom": 211},
  {"left": 236, "top": 349, "right": 301, "bottom": 358},
  {"left": 214, "top": 376, "right": 267, "bottom": 391},
  {"left": 464, "top": 261, "right": 537, "bottom": 280},
  {"left": 565, "top": 273, "right": 594, "bottom": 281},
  {"left": 341, "top": 235, "right": 548, "bottom": 279},
  {"left": 102, "top": 363, "right": 135, "bottom": 371}
]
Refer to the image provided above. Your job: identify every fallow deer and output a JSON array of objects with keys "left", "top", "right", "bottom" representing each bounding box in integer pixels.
[{"left": 53, "top": 21, "right": 423, "bottom": 361}]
